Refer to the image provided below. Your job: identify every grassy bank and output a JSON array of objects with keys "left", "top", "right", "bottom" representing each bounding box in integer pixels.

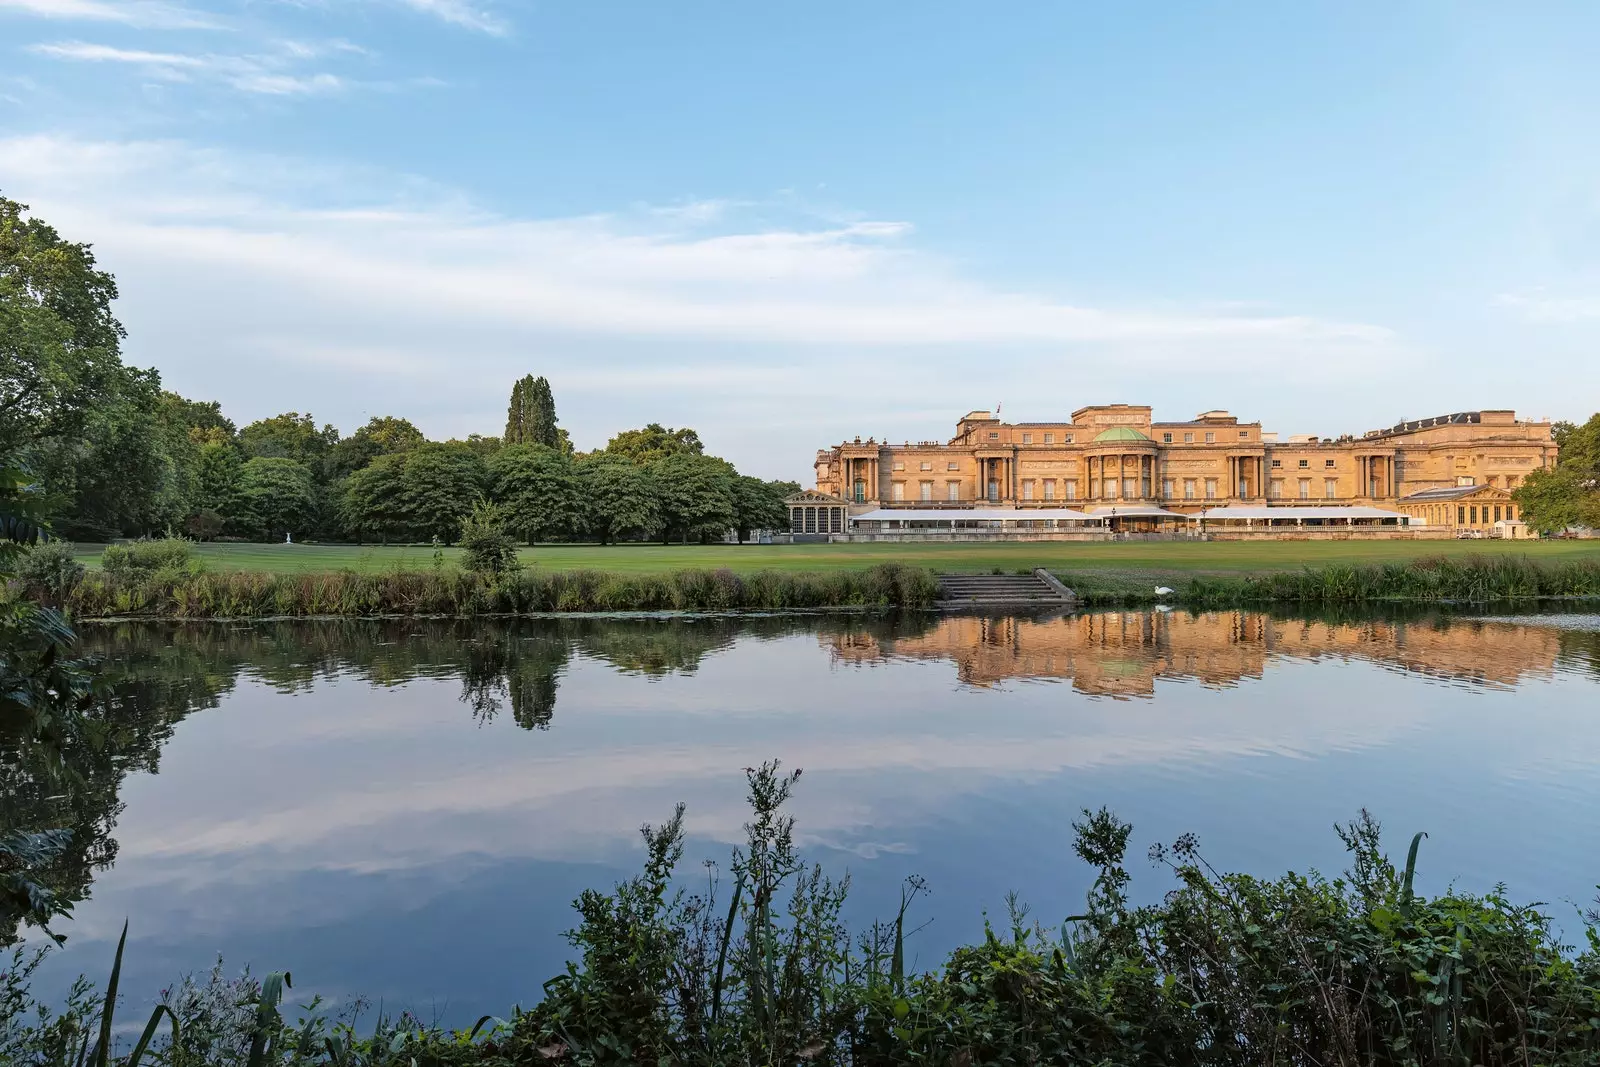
[
  {"left": 6, "top": 763, "right": 1597, "bottom": 1067},
  {"left": 1057, "top": 553, "right": 1600, "bottom": 606},
  {"left": 65, "top": 537, "right": 1600, "bottom": 577},
  {"left": 42, "top": 562, "right": 942, "bottom": 618}
]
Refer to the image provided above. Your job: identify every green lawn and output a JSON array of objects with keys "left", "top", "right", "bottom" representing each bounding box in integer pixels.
[{"left": 69, "top": 538, "right": 1600, "bottom": 580}]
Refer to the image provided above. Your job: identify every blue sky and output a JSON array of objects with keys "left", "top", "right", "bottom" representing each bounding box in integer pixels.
[{"left": 3, "top": 1, "right": 1598, "bottom": 479}]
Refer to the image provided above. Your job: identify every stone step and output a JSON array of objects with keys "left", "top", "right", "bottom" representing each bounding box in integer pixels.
[{"left": 935, "top": 570, "right": 1075, "bottom": 608}]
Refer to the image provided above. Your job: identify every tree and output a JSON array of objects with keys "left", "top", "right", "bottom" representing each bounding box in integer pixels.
[
  {"left": 401, "top": 443, "right": 487, "bottom": 543},
  {"left": 489, "top": 444, "right": 581, "bottom": 543},
  {"left": 328, "top": 415, "right": 425, "bottom": 479},
  {"left": 341, "top": 452, "right": 411, "bottom": 543},
  {"left": 165, "top": 395, "right": 236, "bottom": 439},
  {"left": 650, "top": 452, "right": 735, "bottom": 543},
  {"left": 1515, "top": 413, "right": 1600, "bottom": 533},
  {"left": 0, "top": 195, "right": 127, "bottom": 456},
  {"left": 237, "top": 456, "right": 315, "bottom": 539},
  {"left": 605, "top": 423, "right": 703, "bottom": 466},
  {"left": 195, "top": 437, "right": 243, "bottom": 524},
  {"left": 504, "top": 374, "right": 561, "bottom": 449},
  {"left": 577, "top": 452, "right": 660, "bottom": 544},
  {"left": 732, "top": 476, "right": 798, "bottom": 542},
  {"left": 239, "top": 412, "right": 339, "bottom": 467}
]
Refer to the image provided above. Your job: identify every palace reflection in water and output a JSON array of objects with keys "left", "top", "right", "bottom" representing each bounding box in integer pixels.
[{"left": 827, "top": 610, "right": 1598, "bottom": 696}]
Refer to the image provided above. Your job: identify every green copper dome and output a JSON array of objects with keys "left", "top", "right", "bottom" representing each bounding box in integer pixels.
[{"left": 1093, "top": 426, "right": 1150, "bottom": 443}]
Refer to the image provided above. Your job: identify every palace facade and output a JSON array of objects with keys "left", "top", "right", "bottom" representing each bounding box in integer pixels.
[{"left": 812, "top": 406, "right": 1555, "bottom": 524}]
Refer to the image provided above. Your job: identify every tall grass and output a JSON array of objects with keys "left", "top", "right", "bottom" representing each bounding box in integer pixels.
[
  {"left": 1063, "top": 553, "right": 1600, "bottom": 607},
  {"left": 45, "top": 563, "right": 941, "bottom": 618}
]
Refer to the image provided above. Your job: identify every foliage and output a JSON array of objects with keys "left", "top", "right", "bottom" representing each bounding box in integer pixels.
[
  {"left": 0, "top": 195, "right": 127, "bottom": 457},
  {"left": 458, "top": 501, "right": 520, "bottom": 577},
  {"left": 100, "top": 538, "right": 202, "bottom": 583},
  {"left": 238, "top": 413, "right": 339, "bottom": 468},
  {"left": 15, "top": 540, "right": 84, "bottom": 604},
  {"left": 235, "top": 458, "right": 316, "bottom": 541},
  {"left": 575, "top": 453, "right": 660, "bottom": 544},
  {"left": 604, "top": 423, "right": 703, "bottom": 465},
  {"left": 649, "top": 452, "right": 736, "bottom": 543},
  {"left": 1515, "top": 412, "right": 1600, "bottom": 533},
  {"left": 50, "top": 562, "right": 940, "bottom": 617},
  {"left": 397, "top": 443, "right": 487, "bottom": 543},
  {"left": 488, "top": 445, "right": 580, "bottom": 543},
  {"left": 731, "top": 475, "right": 796, "bottom": 542},
  {"left": 326, "top": 416, "right": 425, "bottom": 480},
  {"left": 503, "top": 374, "right": 562, "bottom": 450}
]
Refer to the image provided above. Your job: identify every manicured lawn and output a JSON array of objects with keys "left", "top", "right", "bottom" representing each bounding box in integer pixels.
[{"left": 69, "top": 538, "right": 1600, "bottom": 579}]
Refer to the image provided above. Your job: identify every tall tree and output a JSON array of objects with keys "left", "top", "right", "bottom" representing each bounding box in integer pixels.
[
  {"left": 237, "top": 457, "right": 315, "bottom": 540},
  {"left": 401, "top": 443, "right": 487, "bottom": 543},
  {"left": 489, "top": 444, "right": 581, "bottom": 544},
  {"left": 649, "top": 452, "right": 735, "bottom": 544},
  {"left": 503, "top": 374, "right": 561, "bottom": 449},
  {"left": 328, "top": 415, "right": 425, "bottom": 479},
  {"left": 732, "top": 476, "right": 799, "bottom": 542},
  {"left": 0, "top": 195, "right": 128, "bottom": 457},
  {"left": 1514, "top": 413, "right": 1600, "bottom": 533},
  {"left": 577, "top": 453, "right": 660, "bottom": 544},
  {"left": 239, "top": 412, "right": 339, "bottom": 467},
  {"left": 340, "top": 452, "right": 411, "bottom": 543},
  {"left": 604, "top": 423, "right": 704, "bottom": 466}
]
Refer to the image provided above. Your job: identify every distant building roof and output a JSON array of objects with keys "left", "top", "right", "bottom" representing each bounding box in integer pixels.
[
  {"left": 1093, "top": 426, "right": 1151, "bottom": 443},
  {"left": 1399, "top": 484, "right": 1510, "bottom": 502},
  {"left": 1194, "top": 506, "right": 1409, "bottom": 522}
]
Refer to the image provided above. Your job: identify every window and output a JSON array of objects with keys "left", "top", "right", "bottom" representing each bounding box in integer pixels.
[
  {"left": 1043, "top": 480, "right": 1055, "bottom": 500},
  {"left": 1298, "top": 459, "right": 1309, "bottom": 468},
  {"left": 920, "top": 481, "right": 933, "bottom": 501},
  {"left": 1065, "top": 479, "right": 1078, "bottom": 500},
  {"left": 1325, "top": 478, "right": 1337, "bottom": 498},
  {"left": 1184, "top": 432, "right": 1195, "bottom": 443},
  {"left": 1162, "top": 432, "right": 1173, "bottom": 443},
  {"left": 1163, "top": 478, "right": 1175, "bottom": 498},
  {"left": 1325, "top": 459, "right": 1335, "bottom": 468},
  {"left": 1184, "top": 479, "right": 1196, "bottom": 499},
  {"left": 1044, "top": 433, "right": 1054, "bottom": 444},
  {"left": 1509, "top": 505, "right": 1517, "bottom": 520},
  {"left": 919, "top": 461, "right": 932, "bottom": 471},
  {"left": 1271, "top": 479, "right": 1285, "bottom": 498},
  {"left": 853, "top": 480, "right": 866, "bottom": 503},
  {"left": 1469, "top": 506, "right": 1477, "bottom": 524},
  {"left": 1022, "top": 480, "right": 1034, "bottom": 500},
  {"left": 1123, "top": 478, "right": 1137, "bottom": 498},
  {"left": 892, "top": 482, "right": 905, "bottom": 501},
  {"left": 947, "top": 461, "right": 959, "bottom": 470},
  {"left": 1022, "top": 433, "right": 1033, "bottom": 444},
  {"left": 1239, "top": 430, "right": 1249, "bottom": 439},
  {"left": 1205, "top": 478, "right": 1217, "bottom": 499},
  {"left": 1298, "top": 479, "right": 1311, "bottom": 499},
  {"left": 947, "top": 481, "right": 961, "bottom": 500},
  {"left": 1272, "top": 459, "right": 1282, "bottom": 468},
  {"left": 1493, "top": 505, "right": 1501, "bottom": 522},
  {"left": 1064, "top": 434, "right": 1074, "bottom": 443},
  {"left": 1458, "top": 506, "right": 1466, "bottom": 525},
  {"left": 892, "top": 461, "right": 904, "bottom": 471},
  {"left": 989, "top": 432, "right": 1000, "bottom": 440},
  {"left": 1205, "top": 431, "right": 1216, "bottom": 443}
]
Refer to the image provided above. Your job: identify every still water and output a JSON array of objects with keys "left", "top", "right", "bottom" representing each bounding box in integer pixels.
[{"left": 12, "top": 608, "right": 1600, "bottom": 1021}]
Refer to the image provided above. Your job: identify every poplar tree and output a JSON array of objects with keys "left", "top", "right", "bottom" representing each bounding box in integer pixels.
[{"left": 503, "top": 374, "right": 561, "bottom": 449}]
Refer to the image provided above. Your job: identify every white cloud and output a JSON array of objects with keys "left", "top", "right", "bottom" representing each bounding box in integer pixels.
[
  {"left": 0, "top": 0, "right": 219, "bottom": 29},
  {"left": 29, "top": 38, "right": 363, "bottom": 94},
  {"left": 392, "top": 0, "right": 506, "bottom": 35},
  {"left": 1494, "top": 289, "right": 1600, "bottom": 322},
  {"left": 0, "top": 134, "right": 1412, "bottom": 474}
]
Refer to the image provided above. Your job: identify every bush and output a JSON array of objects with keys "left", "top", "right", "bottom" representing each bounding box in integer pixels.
[
  {"left": 100, "top": 538, "right": 203, "bottom": 582},
  {"left": 458, "top": 502, "right": 520, "bottom": 577},
  {"left": 15, "top": 541, "right": 84, "bottom": 603}
]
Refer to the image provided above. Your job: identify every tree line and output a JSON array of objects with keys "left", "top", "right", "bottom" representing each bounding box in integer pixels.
[{"left": 2, "top": 195, "right": 795, "bottom": 545}]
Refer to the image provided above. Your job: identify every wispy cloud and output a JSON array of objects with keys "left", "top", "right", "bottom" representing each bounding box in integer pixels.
[
  {"left": 28, "top": 38, "right": 370, "bottom": 95},
  {"left": 391, "top": 0, "right": 507, "bottom": 36},
  {"left": 1493, "top": 289, "right": 1600, "bottom": 323},
  {"left": 0, "top": 0, "right": 220, "bottom": 29}
]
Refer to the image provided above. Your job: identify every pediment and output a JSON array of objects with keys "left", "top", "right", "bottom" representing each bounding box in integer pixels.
[{"left": 786, "top": 490, "right": 849, "bottom": 505}]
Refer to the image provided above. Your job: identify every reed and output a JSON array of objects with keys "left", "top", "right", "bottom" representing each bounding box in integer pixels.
[{"left": 44, "top": 562, "right": 942, "bottom": 618}]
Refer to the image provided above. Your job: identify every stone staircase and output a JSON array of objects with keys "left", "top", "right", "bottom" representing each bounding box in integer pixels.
[{"left": 936, "top": 569, "right": 1076, "bottom": 609}]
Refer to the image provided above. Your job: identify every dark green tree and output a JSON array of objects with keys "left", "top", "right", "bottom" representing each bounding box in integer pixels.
[
  {"left": 605, "top": 423, "right": 703, "bottom": 466},
  {"left": 489, "top": 444, "right": 581, "bottom": 543},
  {"left": 650, "top": 452, "right": 736, "bottom": 543},
  {"left": 328, "top": 415, "right": 425, "bottom": 479},
  {"left": 504, "top": 374, "right": 561, "bottom": 449},
  {"left": 340, "top": 452, "right": 411, "bottom": 543},
  {"left": 398, "top": 442, "right": 487, "bottom": 543},
  {"left": 237, "top": 456, "right": 315, "bottom": 539},
  {"left": 239, "top": 412, "right": 339, "bottom": 467},
  {"left": 732, "top": 476, "right": 799, "bottom": 542},
  {"left": 195, "top": 438, "right": 243, "bottom": 522},
  {"left": 577, "top": 453, "right": 661, "bottom": 544}
]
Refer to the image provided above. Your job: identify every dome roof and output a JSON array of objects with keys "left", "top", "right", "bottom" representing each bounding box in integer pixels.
[{"left": 1093, "top": 426, "right": 1151, "bottom": 442}]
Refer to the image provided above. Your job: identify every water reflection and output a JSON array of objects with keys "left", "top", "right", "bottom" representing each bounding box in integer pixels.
[
  {"left": 4, "top": 608, "right": 1597, "bottom": 1018},
  {"left": 829, "top": 609, "right": 1600, "bottom": 695}
]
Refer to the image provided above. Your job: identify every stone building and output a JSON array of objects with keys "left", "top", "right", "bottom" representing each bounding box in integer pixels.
[{"left": 812, "top": 406, "right": 1555, "bottom": 516}]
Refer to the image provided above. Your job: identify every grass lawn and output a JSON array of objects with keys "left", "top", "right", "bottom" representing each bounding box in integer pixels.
[{"left": 69, "top": 538, "right": 1600, "bottom": 586}]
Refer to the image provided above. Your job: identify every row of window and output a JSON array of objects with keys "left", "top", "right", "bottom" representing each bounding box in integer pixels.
[{"left": 1272, "top": 458, "right": 1338, "bottom": 469}]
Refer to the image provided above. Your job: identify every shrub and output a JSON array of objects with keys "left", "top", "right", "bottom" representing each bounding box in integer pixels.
[
  {"left": 15, "top": 541, "right": 84, "bottom": 603},
  {"left": 100, "top": 538, "right": 202, "bottom": 582},
  {"left": 458, "top": 502, "right": 520, "bottom": 577}
]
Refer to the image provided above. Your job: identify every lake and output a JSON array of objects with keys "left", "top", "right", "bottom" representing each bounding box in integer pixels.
[{"left": 11, "top": 607, "right": 1600, "bottom": 1024}]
